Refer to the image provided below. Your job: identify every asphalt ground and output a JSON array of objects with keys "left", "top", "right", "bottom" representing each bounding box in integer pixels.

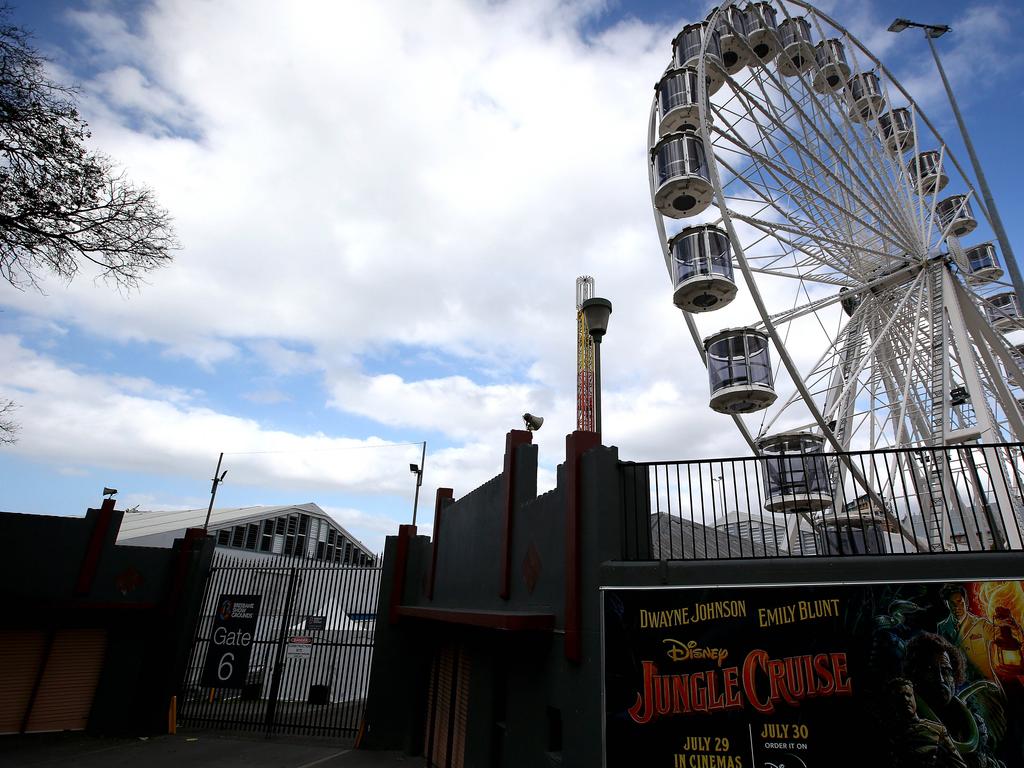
[{"left": 0, "top": 730, "right": 415, "bottom": 768}]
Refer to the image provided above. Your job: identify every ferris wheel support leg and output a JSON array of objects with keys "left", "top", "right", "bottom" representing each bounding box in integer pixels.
[
  {"left": 949, "top": 278, "right": 1024, "bottom": 440},
  {"left": 874, "top": 337, "right": 949, "bottom": 551},
  {"left": 942, "top": 271, "right": 1024, "bottom": 550}
]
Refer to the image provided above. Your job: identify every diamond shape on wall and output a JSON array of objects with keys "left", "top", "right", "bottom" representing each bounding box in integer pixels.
[{"left": 522, "top": 542, "right": 542, "bottom": 594}]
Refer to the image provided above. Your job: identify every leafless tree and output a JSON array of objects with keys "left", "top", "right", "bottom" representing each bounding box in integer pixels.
[
  {"left": 0, "top": 6, "right": 177, "bottom": 291},
  {"left": 0, "top": 398, "right": 18, "bottom": 444}
]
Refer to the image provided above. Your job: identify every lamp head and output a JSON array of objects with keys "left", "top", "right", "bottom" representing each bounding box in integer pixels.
[
  {"left": 887, "top": 18, "right": 911, "bottom": 33},
  {"left": 410, "top": 463, "right": 420, "bottom": 474},
  {"left": 523, "top": 413, "right": 544, "bottom": 432},
  {"left": 581, "top": 297, "right": 613, "bottom": 340},
  {"left": 102, "top": 487, "right": 118, "bottom": 498}
]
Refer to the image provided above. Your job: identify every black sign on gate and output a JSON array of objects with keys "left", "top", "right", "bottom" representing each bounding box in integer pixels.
[{"left": 201, "top": 594, "right": 261, "bottom": 688}]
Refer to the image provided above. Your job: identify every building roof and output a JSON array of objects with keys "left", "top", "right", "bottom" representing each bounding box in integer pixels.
[
  {"left": 650, "top": 513, "right": 781, "bottom": 559},
  {"left": 117, "top": 502, "right": 373, "bottom": 554}
]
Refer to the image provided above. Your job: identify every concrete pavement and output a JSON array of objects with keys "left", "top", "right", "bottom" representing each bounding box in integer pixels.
[{"left": 0, "top": 730, "right": 416, "bottom": 768}]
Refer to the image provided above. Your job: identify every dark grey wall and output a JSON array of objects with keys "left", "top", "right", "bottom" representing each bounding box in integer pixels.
[{"left": 0, "top": 505, "right": 214, "bottom": 735}]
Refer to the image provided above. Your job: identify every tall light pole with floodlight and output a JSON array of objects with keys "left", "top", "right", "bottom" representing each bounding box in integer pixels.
[
  {"left": 409, "top": 441, "right": 426, "bottom": 526},
  {"left": 889, "top": 17, "right": 1024, "bottom": 309},
  {"left": 580, "top": 297, "right": 612, "bottom": 435}
]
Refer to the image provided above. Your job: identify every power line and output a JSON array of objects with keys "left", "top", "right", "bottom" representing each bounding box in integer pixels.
[{"left": 221, "top": 441, "right": 425, "bottom": 456}]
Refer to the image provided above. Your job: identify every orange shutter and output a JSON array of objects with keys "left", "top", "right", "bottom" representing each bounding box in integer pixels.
[
  {"left": 23, "top": 629, "right": 107, "bottom": 733},
  {"left": 424, "top": 644, "right": 471, "bottom": 768},
  {"left": 0, "top": 630, "right": 47, "bottom": 734}
]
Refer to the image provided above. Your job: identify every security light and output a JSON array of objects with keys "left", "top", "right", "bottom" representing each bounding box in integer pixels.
[{"left": 523, "top": 413, "right": 544, "bottom": 432}]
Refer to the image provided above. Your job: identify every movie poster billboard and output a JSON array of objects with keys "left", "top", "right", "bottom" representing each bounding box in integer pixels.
[{"left": 603, "top": 580, "right": 1024, "bottom": 767}]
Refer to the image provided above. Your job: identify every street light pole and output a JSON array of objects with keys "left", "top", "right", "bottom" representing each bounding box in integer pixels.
[
  {"left": 410, "top": 441, "right": 426, "bottom": 526},
  {"left": 889, "top": 18, "right": 1024, "bottom": 309},
  {"left": 593, "top": 339, "right": 603, "bottom": 435},
  {"left": 581, "top": 297, "right": 613, "bottom": 437}
]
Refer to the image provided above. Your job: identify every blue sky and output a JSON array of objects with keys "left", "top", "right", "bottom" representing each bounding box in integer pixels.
[{"left": 2, "top": 0, "right": 1022, "bottom": 552}]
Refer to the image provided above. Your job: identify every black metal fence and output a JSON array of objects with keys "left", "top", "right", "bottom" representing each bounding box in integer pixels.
[
  {"left": 178, "top": 551, "right": 381, "bottom": 737},
  {"left": 620, "top": 443, "right": 1024, "bottom": 561}
]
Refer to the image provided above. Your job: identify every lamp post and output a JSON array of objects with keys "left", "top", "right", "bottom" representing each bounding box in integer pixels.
[
  {"left": 409, "top": 441, "right": 426, "bottom": 526},
  {"left": 888, "top": 17, "right": 1024, "bottom": 310},
  {"left": 581, "top": 297, "right": 612, "bottom": 435}
]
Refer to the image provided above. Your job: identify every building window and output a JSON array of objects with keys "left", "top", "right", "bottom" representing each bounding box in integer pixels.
[
  {"left": 217, "top": 529, "right": 230, "bottom": 546},
  {"left": 245, "top": 523, "right": 259, "bottom": 550},
  {"left": 275, "top": 516, "right": 286, "bottom": 535},
  {"left": 231, "top": 526, "right": 245, "bottom": 548},
  {"left": 260, "top": 520, "right": 273, "bottom": 552}
]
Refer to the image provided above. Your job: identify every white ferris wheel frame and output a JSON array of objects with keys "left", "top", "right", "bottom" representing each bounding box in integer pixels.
[{"left": 647, "top": 0, "right": 1024, "bottom": 550}]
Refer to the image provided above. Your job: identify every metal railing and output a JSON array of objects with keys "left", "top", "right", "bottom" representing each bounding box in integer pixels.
[{"left": 620, "top": 443, "right": 1024, "bottom": 561}]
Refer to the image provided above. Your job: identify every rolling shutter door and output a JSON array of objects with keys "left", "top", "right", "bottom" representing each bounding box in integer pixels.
[
  {"left": 24, "top": 629, "right": 107, "bottom": 733},
  {"left": 424, "top": 643, "right": 470, "bottom": 768},
  {"left": 0, "top": 630, "right": 46, "bottom": 734}
]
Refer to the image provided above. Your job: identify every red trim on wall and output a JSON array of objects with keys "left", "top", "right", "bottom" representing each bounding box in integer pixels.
[
  {"left": 564, "top": 430, "right": 600, "bottom": 662},
  {"left": 396, "top": 605, "right": 554, "bottom": 631},
  {"left": 428, "top": 488, "right": 454, "bottom": 600},
  {"left": 389, "top": 524, "right": 417, "bottom": 625},
  {"left": 499, "top": 430, "right": 533, "bottom": 600},
  {"left": 74, "top": 499, "right": 116, "bottom": 597},
  {"left": 163, "top": 527, "right": 208, "bottom": 616}
]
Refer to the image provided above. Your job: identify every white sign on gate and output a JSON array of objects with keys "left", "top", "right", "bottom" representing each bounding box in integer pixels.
[{"left": 285, "top": 635, "right": 312, "bottom": 659}]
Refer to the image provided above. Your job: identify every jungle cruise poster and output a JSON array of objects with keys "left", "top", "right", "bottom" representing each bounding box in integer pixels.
[{"left": 602, "top": 580, "right": 1024, "bottom": 767}]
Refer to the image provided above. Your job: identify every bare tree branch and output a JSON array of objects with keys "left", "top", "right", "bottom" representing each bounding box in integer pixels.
[
  {"left": 0, "top": 5, "right": 178, "bottom": 291},
  {"left": 0, "top": 398, "right": 18, "bottom": 445}
]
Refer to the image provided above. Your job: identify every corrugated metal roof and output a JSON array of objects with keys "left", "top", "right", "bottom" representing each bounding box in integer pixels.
[
  {"left": 116, "top": 502, "right": 373, "bottom": 554},
  {"left": 650, "top": 513, "right": 780, "bottom": 559}
]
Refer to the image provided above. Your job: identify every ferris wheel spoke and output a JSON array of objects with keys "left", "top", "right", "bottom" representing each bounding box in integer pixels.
[
  {"left": 728, "top": 208, "right": 895, "bottom": 265},
  {"left": 719, "top": 49, "right": 919, "bottom": 251},
  {"left": 714, "top": 88, "right": 914, "bottom": 256},
  {"left": 777, "top": 3, "right": 922, "bottom": 234},
  {"left": 747, "top": 266, "right": 853, "bottom": 287},
  {"left": 762, "top": 261, "right": 923, "bottom": 328},
  {"left": 714, "top": 130, "right": 912, "bottom": 264}
]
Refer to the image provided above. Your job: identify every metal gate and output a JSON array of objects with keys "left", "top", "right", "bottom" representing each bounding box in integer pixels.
[{"left": 179, "top": 551, "right": 382, "bottom": 737}]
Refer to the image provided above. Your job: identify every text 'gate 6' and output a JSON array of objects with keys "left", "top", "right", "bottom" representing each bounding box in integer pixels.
[{"left": 178, "top": 552, "right": 382, "bottom": 738}]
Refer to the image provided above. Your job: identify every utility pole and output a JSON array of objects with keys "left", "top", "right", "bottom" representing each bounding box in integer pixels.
[{"left": 202, "top": 452, "right": 228, "bottom": 532}]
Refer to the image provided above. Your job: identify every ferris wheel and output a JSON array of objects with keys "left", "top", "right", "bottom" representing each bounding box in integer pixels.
[{"left": 646, "top": 0, "right": 1024, "bottom": 550}]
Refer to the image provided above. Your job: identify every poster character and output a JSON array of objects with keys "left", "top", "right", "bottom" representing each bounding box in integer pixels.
[
  {"left": 871, "top": 598, "right": 924, "bottom": 682},
  {"left": 937, "top": 584, "right": 1000, "bottom": 684},
  {"left": 883, "top": 677, "right": 967, "bottom": 768},
  {"left": 904, "top": 632, "right": 1007, "bottom": 763}
]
